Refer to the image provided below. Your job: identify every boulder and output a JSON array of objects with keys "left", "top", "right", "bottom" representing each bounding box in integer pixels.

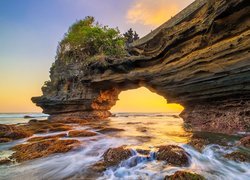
[
  {"left": 10, "top": 139, "right": 79, "bottom": 162},
  {"left": 97, "top": 128, "right": 124, "bottom": 134},
  {"left": 156, "top": 145, "right": 190, "bottom": 167},
  {"left": 224, "top": 151, "right": 250, "bottom": 162},
  {"left": 27, "top": 133, "right": 67, "bottom": 142},
  {"left": 103, "top": 146, "right": 132, "bottom": 166},
  {"left": 238, "top": 136, "right": 250, "bottom": 148},
  {"left": 165, "top": 171, "right": 205, "bottom": 180},
  {"left": 68, "top": 130, "right": 97, "bottom": 137}
]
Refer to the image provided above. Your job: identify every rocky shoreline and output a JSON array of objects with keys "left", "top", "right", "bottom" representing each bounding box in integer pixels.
[{"left": 0, "top": 118, "right": 249, "bottom": 171}]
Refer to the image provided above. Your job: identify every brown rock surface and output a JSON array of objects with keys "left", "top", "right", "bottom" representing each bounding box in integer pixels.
[
  {"left": 238, "top": 136, "right": 250, "bottom": 148},
  {"left": 32, "top": 0, "right": 250, "bottom": 134},
  {"left": 97, "top": 127, "right": 125, "bottom": 134},
  {"left": 27, "top": 133, "right": 67, "bottom": 142},
  {"left": 0, "top": 158, "right": 12, "bottom": 165},
  {"left": 156, "top": 145, "right": 190, "bottom": 166},
  {"left": 103, "top": 146, "right": 132, "bottom": 166},
  {"left": 165, "top": 171, "right": 205, "bottom": 180},
  {"left": 224, "top": 151, "right": 250, "bottom": 162},
  {"left": 10, "top": 139, "right": 79, "bottom": 162},
  {"left": 68, "top": 130, "right": 97, "bottom": 137},
  {"left": 0, "top": 124, "right": 32, "bottom": 142}
]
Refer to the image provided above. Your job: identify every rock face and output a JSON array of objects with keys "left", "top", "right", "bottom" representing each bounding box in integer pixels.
[{"left": 32, "top": 0, "right": 250, "bottom": 134}]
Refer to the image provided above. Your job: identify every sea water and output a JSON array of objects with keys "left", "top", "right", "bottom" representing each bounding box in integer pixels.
[{"left": 0, "top": 113, "right": 249, "bottom": 180}]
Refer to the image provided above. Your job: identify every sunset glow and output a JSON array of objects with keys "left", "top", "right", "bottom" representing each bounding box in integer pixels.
[
  {"left": 111, "top": 87, "right": 184, "bottom": 113},
  {"left": 0, "top": 0, "right": 194, "bottom": 112}
]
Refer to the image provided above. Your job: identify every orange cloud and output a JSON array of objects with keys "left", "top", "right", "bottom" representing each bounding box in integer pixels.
[{"left": 127, "top": 0, "right": 180, "bottom": 26}]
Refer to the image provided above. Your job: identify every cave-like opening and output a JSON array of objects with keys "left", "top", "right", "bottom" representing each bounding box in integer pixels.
[{"left": 111, "top": 87, "right": 184, "bottom": 113}]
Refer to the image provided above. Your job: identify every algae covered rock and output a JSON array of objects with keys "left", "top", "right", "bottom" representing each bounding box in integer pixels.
[
  {"left": 156, "top": 145, "right": 190, "bottom": 166},
  {"left": 68, "top": 130, "right": 97, "bottom": 137},
  {"left": 165, "top": 171, "right": 205, "bottom": 180},
  {"left": 238, "top": 136, "right": 250, "bottom": 148},
  {"left": 103, "top": 146, "right": 132, "bottom": 166},
  {"left": 224, "top": 151, "right": 250, "bottom": 162},
  {"left": 10, "top": 139, "right": 79, "bottom": 162}
]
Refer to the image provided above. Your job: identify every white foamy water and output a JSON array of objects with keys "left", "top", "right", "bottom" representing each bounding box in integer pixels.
[{"left": 0, "top": 113, "right": 249, "bottom": 180}]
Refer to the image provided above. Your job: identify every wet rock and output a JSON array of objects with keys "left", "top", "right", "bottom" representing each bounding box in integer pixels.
[
  {"left": 24, "top": 115, "right": 33, "bottom": 118},
  {"left": 0, "top": 138, "right": 12, "bottom": 143},
  {"left": 10, "top": 139, "right": 79, "bottom": 162},
  {"left": 0, "top": 124, "right": 32, "bottom": 142},
  {"left": 23, "top": 120, "right": 72, "bottom": 134},
  {"left": 126, "top": 122, "right": 141, "bottom": 125},
  {"left": 188, "top": 138, "right": 209, "bottom": 152},
  {"left": 27, "top": 133, "right": 67, "bottom": 142},
  {"left": 97, "top": 128, "right": 124, "bottom": 134},
  {"left": 52, "top": 118, "right": 89, "bottom": 125},
  {"left": 136, "top": 127, "right": 147, "bottom": 133},
  {"left": 224, "top": 151, "right": 250, "bottom": 162},
  {"left": 90, "top": 161, "right": 106, "bottom": 172},
  {"left": 68, "top": 130, "right": 97, "bottom": 137},
  {"left": 172, "top": 115, "right": 179, "bottom": 119},
  {"left": 165, "top": 171, "right": 205, "bottom": 180},
  {"left": 0, "top": 158, "right": 12, "bottom": 165},
  {"left": 28, "top": 119, "right": 38, "bottom": 123},
  {"left": 238, "top": 136, "right": 250, "bottom": 148},
  {"left": 136, "top": 149, "right": 150, "bottom": 155},
  {"left": 156, "top": 145, "right": 190, "bottom": 167},
  {"left": 103, "top": 146, "right": 132, "bottom": 166}
]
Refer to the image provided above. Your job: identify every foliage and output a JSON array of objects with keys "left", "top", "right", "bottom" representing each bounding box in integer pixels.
[
  {"left": 123, "top": 28, "right": 140, "bottom": 44},
  {"left": 59, "top": 16, "right": 126, "bottom": 62}
]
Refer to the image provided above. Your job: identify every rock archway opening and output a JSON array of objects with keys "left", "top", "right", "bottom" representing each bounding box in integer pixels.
[{"left": 111, "top": 87, "right": 184, "bottom": 114}]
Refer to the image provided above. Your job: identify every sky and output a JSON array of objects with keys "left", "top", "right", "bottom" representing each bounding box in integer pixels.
[{"left": 0, "top": 0, "right": 194, "bottom": 113}]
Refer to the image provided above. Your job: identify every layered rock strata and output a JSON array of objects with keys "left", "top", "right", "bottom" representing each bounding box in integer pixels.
[{"left": 32, "top": 0, "right": 250, "bottom": 134}]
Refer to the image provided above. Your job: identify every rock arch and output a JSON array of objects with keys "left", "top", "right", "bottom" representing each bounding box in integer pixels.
[{"left": 32, "top": 0, "right": 250, "bottom": 134}]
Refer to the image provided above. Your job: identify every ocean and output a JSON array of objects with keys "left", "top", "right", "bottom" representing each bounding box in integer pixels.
[{"left": 0, "top": 113, "right": 249, "bottom": 179}]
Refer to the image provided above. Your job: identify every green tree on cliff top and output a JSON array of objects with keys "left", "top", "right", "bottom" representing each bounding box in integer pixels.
[{"left": 60, "top": 16, "right": 126, "bottom": 59}]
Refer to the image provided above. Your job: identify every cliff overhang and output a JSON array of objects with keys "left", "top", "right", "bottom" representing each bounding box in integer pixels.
[{"left": 32, "top": 0, "right": 250, "bottom": 134}]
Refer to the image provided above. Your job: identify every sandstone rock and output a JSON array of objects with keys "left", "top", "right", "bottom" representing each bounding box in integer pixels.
[
  {"left": 156, "top": 145, "right": 190, "bottom": 166},
  {"left": 188, "top": 138, "right": 209, "bottom": 152},
  {"left": 22, "top": 120, "right": 72, "bottom": 134},
  {"left": 68, "top": 130, "right": 97, "bottom": 137},
  {"left": 103, "top": 146, "right": 132, "bottom": 166},
  {"left": 90, "top": 161, "right": 106, "bottom": 172},
  {"left": 27, "top": 133, "right": 67, "bottom": 142},
  {"left": 224, "top": 151, "right": 250, "bottom": 162},
  {"left": 24, "top": 115, "right": 33, "bottom": 118},
  {"left": 238, "top": 136, "right": 250, "bottom": 148},
  {"left": 0, "top": 158, "right": 12, "bottom": 165},
  {"left": 32, "top": 0, "right": 250, "bottom": 134},
  {"left": 0, "top": 124, "right": 32, "bottom": 141},
  {"left": 10, "top": 139, "right": 79, "bottom": 162},
  {"left": 97, "top": 128, "right": 125, "bottom": 134},
  {"left": 136, "top": 149, "right": 150, "bottom": 155},
  {"left": 0, "top": 138, "right": 12, "bottom": 143},
  {"left": 165, "top": 171, "right": 205, "bottom": 180}
]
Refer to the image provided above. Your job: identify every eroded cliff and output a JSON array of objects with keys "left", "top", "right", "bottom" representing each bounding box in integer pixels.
[{"left": 32, "top": 0, "right": 250, "bottom": 134}]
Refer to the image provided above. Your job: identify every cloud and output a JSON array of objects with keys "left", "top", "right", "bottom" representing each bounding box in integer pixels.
[{"left": 126, "top": 0, "right": 182, "bottom": 27}]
